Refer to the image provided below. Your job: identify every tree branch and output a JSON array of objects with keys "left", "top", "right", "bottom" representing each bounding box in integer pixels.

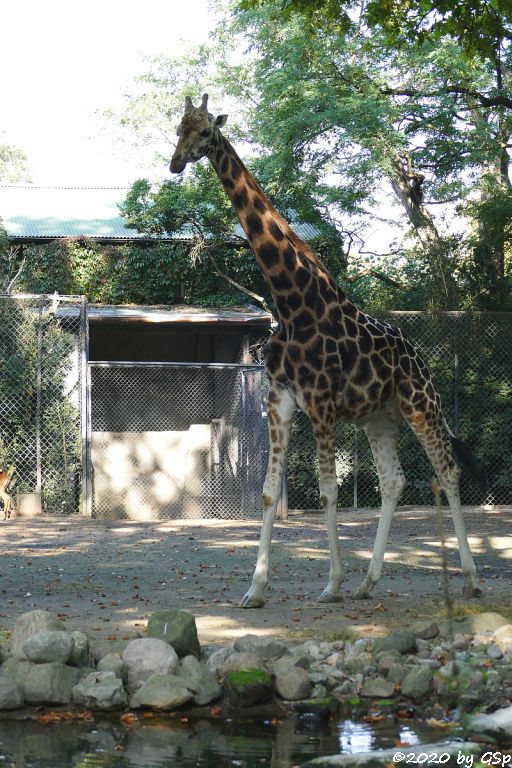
[
  {"left": 343, "top": 267, "right": 411, "bottom": 290},
  {"left": 189, "top": 238, "right": 274, "bottom": 315}
]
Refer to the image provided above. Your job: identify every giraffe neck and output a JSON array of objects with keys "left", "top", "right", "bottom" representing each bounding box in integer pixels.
[{"left": 207, "top": 133, "right": 345, "bottom": 318}]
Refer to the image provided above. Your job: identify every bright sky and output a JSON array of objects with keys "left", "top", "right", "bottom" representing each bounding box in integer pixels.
[{"left": 1, "top": 0, "right": 215, "bottom": 187}]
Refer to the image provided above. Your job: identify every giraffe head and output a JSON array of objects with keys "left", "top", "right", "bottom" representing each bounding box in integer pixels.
[{"left": 170, "top": 94, "right": 227, "bottom": 174}]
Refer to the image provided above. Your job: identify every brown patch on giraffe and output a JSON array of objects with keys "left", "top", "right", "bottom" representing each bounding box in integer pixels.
[{"left": 409, "top": 411, "right": 426, "bottom": 434}]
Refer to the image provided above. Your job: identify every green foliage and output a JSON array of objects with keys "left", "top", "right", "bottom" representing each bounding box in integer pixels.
[
  {"left": 0, "top": 301, "right": 81, "bottom": 513},
  {"left": 0, "top": 133, "right": 31, "bottom": 183}
]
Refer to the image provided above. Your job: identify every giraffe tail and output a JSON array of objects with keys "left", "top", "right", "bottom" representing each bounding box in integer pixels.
[{"left": 444, "top": 420, "right": 488, "bottom": 496}]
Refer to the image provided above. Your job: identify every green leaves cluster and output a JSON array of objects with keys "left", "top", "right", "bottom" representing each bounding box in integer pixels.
[{"left": 98, "top": 0, "right": 511, "bottom": 310}]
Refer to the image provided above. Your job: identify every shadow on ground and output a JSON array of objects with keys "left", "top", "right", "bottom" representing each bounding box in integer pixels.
[{"left": 1, "top": 506, "right": 511, "bottom": 647}]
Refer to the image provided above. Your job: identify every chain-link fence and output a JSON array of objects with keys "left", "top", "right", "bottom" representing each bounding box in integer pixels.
[
  {"left": 285, "top": 311, "right": 512, "bottom": 512},
  {"left": 0, "top": 294, "right": 87, "bottom": 516},
  {"left": 90, "top": 363, "right": 267, "bottom": 519},
  {"left": 3, "top": 299, "right": 506, "bottom": 520}
]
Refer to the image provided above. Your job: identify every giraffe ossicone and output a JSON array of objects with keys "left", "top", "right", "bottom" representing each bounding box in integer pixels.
[{"left": 170, "top": 94, "right": 487, "bottom": 608}]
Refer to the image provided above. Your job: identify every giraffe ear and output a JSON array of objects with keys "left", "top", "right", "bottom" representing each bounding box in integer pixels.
[{"left": 214, "top": 114, "right": 228, "bottom": 128}]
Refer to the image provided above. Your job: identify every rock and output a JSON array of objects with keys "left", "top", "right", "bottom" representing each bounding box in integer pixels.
[
  {"left": 233, "top": 634, "right": 288, "bottom": 660},
  {"left": 177, "top": 655, "right": 221, "bottom": 706},
  {"left": 401, "top": 666, "right": 433, "bottom": 700},
  {"left": 129, "top": 674, "right": 194, "bottom": 710},
  {"left": 487, "top": 643, "right": 503, "bottom": 660},
  {"left": 360, "top": 677, "right": 395, "bottom": 698},
  {"left": 377, "top": 655, "right": 399, "bottom": 675},
  {"left": 343, "top": 652, "right": 373, "bottom": 673},
  {"left": 274, "top": 667, "right": 311, "bottom": 701},
  {"left": 386, "top": 663, "right": 407, "bottom": 684},
  {"left": 223, "top": 669, "right": 274, "bottom": 707},
  {"left": 0, "top": 677, "right": 24, "bottom": 710},
  {"left": 122, "top": 638, "right": 179, "bottom": 691},
  {"left": 68, "top": 631, "right": 90, "bottom": 668},
  {"left": 1, "top": 657, "right": 32, "bottom": 686},
  {"left": 451, "top": 612, "right": 510, "bottom": 637},
  {"left": 22, "top": 662, "right": 81, "bottom": 704},
  {"left": 206, "top": 647, "right": 233, "bottom": 677},
  {"left": 11, "top": 610, "right": 66, "bottom": 659},
  {"left": 72, "top": 671, "right": 127, "bottom": 711},
  {"left": 375, "top": 631, "right": 416, "bottom": 655},
  {"left": 97, "top": 652, "right": 127, "bottom": 681},
  {"left": 147, "top": 610, "right": 201, "bottom": 658},
  {"left": 23, "top": 631, "right": 74, "bottom": 664},
  {"left": 272, "top": 654, "right": 310, "bottom": 676},
  {"left": 493, "top": 624, "right": 512, "bottom": 652},
  {"left": 466, "top": 706, "right": 512, "bottom": 741},
  {"left": 219, "top": 652, "right": 264, "bottom": 675},
  {"left": 300, "top": 741, "right": 483, "bottom": 767},
  {"left": 332, "top": 680, "right": 358, "bottom": 698},
  {"left": 90, "top": 639, "right": 129, "bottom": 663},
  {"left": 411, "top": 621, "right": 439, "bottom": 640}
]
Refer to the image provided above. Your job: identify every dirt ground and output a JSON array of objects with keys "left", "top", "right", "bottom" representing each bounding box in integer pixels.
[{"left": 1, "top": 506, "right": 511, "bottom": 649}]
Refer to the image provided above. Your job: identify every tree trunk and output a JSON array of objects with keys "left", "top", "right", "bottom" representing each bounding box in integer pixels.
[{"left": 389, "top": 153, "right": 458, "bottom": 309}]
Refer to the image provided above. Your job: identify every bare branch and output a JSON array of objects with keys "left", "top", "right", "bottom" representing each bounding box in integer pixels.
[
  {"left": 343, "top": 267, "right": 411, "bottom": 290},
  {"left": 188, "top": 236, "right": 273, "bottom": 314}
]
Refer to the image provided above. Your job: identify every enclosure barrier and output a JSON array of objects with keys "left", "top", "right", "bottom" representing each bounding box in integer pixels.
[
  {"left": 0, "top": 296, "right": 509, "bottom": 519},
  {"left": 89, "top": 362, "right": 267, "bottom": 520},
  {"left": 0, "top": 294, "right": 87, "bottom": 516}
]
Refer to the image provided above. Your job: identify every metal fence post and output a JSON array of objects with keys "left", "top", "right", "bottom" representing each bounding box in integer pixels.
[
  {"left": 35, "top": 299, "right": 43, "bottom": 495},
  {"left": 80, "top": 296, "right": 91, "bottom": 517},
  {"left": 353, "top": 426, "right": 359, "bottom": 509},
  {"left": 277, "top": 459, "right": 288, "bottom": 520},
  {"left": 453, "top": 313, "right": 460, "bottom": 435}
]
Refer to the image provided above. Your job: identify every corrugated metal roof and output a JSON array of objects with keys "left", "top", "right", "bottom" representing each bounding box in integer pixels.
[{"left": 0, "top": 185, "right": 321, "bottom": 242}]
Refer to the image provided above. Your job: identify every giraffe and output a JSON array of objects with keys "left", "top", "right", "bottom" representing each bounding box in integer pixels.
[{"left": 170, "top": 94, "right": 487, "bottom": 607}]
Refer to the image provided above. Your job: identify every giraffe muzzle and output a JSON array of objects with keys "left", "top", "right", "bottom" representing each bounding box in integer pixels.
[{"left": 170, "top": 156, "right": 186, "bottom": 174}]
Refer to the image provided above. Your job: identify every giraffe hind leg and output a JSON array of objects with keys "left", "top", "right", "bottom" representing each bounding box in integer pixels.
[
  {"left": 353, "top": 405, "right": 405, "bottom": 599},
  {"left": 313, "top": 422, "right": 344, "bottom": 603},
  {"left": 401, "top": 403, "right": 481, "bottom": 598}
]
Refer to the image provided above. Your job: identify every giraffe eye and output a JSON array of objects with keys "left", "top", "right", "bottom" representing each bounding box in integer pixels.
[{"left": 200, "top": 129, "right": 211, "bottom": 138}]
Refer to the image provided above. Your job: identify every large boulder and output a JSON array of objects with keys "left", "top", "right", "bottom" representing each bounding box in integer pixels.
[
  {"left": 223, "top": 669, "right": 274, "bottom": 707},
  {"left": 23, "top": 631, "right": 74, "bottom": 664},
  {"left": 129, "top": 674, "right": 194, "bottom": 710},
  {"left": 177, "top": 655, "right": 221, "bottom": 706},
  {"left": 274, "top": 666, "right": 311, "bottom": 701},
  {"left": 21, "top": 662, "right": 81, "bottom": 704},
  {"left": 374, "top": 631, "right": 416, "bottom": 655},
  {"left": 11, "top": 610, "right": 66, "bottom": 659},
  {"left": 72, "top": 671, "right": 127, "bottom": 711},
  {"left": 360, "top": 677, "right": 395, "bottom": 698},
  {"left": 466, "top": 706, "right": 512, "bottom": 741},
  {"left": 0, "top": 677, "right": 24, "bottom": 710},
  {"left": 401, "top": 666, "right": 433, "bottom": 700},
  {"left": 233, "top": 635, "right": 289, "bottom": 660},
  {"left": 68, "top": 631, "right": 91, "bottom": 668},
  {"left": 147, "top": 610, "right": 201, "bottom": 658},
  {"left": 122, "top": 638, "right": 179, "bottom": 691}
]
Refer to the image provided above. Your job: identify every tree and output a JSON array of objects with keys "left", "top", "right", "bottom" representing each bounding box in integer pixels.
[
  {"left": 0, "top": 133, "right": 31, "bottom": 183},
  {"left": 227, "top": 0, "right": 511, "bottom": 308}
]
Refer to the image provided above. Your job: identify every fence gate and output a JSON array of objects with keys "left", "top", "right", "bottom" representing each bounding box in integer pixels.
[
  {"left": 89, "top": 362, "right": 267, "bottom": 520},
  {"left": 0, "top": 294, "right": 87, "bottom": 516}
]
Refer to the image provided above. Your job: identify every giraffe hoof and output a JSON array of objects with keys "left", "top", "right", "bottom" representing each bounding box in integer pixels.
[
  {"left": 352, "top": 584, "right": 373, "bottom": 600},
  {"left": 462, "top": 584, "right": 482, "bottom": 599},
  {"left": 318, "top": 590, "right": 342, "bottom": 604},
  {"left": 239, "top": 593, "right": 265, "bottom": 609}
]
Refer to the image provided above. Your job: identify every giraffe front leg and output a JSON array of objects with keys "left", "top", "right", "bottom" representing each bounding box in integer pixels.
[
  {"left": 313, "top": 423, "right": 344, "bottom": 603},
  {"left": 240, "top": 386, "right": 296, "bottom": 609},
  {"left": 353, "top": 410, "right": 405, "bottom": 600}
]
